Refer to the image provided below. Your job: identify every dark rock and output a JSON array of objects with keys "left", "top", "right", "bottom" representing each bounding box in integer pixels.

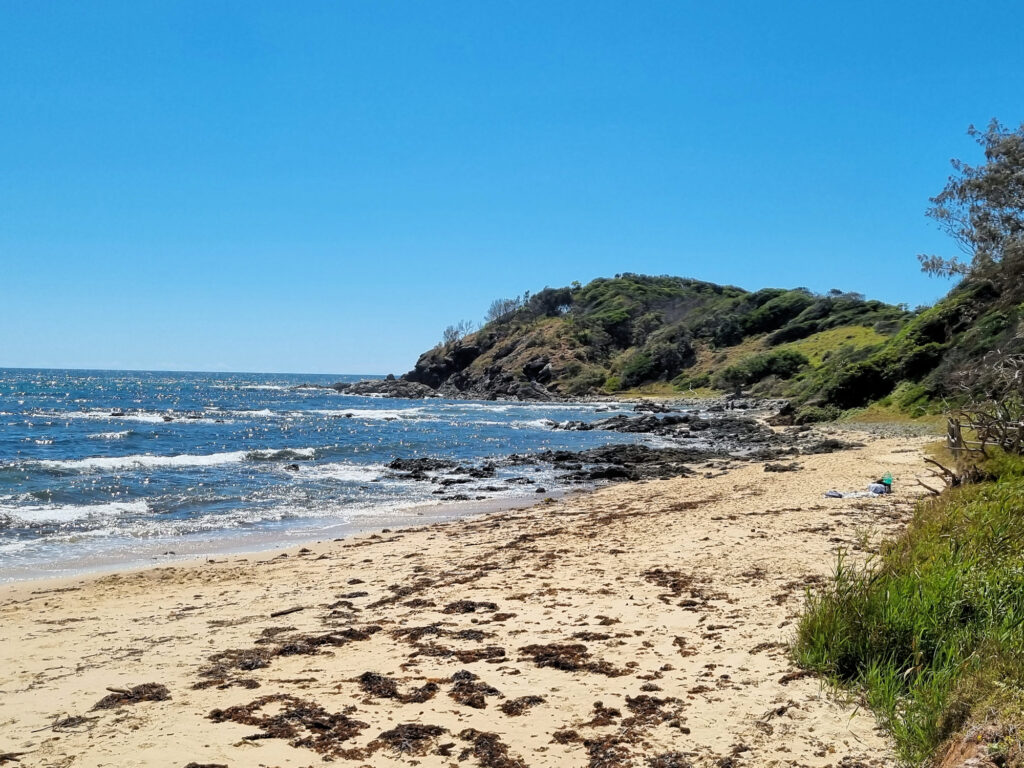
[
  {"left": 764, "top": 462, "right": 801, "bottom": 472},
  {"left": 800, "top": 438, "right": 864, "bottom": 454},
  {"left": 387, "top": 457, "right": 459, "bottom": 473},
  {"left": 766, "top": 401, "right": 795, "bottom": 426},
  {"left": 522, "top": 356, "right": 551, "bottom": 382},
  {"left": 331, "top": 378, "right": 437, "bottom": 399},
  {"left": 633, "top": 401, "right": 677, "bottom": 413}
]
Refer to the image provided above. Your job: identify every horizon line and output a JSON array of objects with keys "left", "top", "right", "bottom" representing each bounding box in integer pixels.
[{"left": 0, "top": 365, "right": 387, "bottom": 378}]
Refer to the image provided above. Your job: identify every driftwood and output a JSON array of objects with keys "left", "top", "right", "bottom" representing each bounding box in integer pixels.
[
  {"left": 269, "top": 606, "right": 305, "bottom": 618},
  {"left": 947, "top": 351, "right": 1024, "bottom": 460},
  {"left": 91, "top": 683, "right": 171, "bottom": 710},
  {"left": 918, "top": 456, "right": 988, "bottom": 495},
  {"left": 31, "top": 714, "right": 98, "bottom": 733}
]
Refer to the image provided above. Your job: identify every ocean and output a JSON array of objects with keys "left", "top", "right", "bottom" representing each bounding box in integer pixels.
[{"left": 0, "top": 369, "right": 662, "bottom": 581}]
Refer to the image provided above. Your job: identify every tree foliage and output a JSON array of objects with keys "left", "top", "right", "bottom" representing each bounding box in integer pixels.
[
  {"left": 920, "top": 120, "right": 1024, "bottom": 281},
  {"left": 484, "top": 297, "right": 523, "bottom": 324},
  {"left": 442, "top": 320, "right": 475, "bottom": 346},
  {"left": 714, "top": 349, "right": 810, "bottom": 391}
]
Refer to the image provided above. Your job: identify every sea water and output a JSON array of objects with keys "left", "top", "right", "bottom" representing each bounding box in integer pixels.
[{"left": 0, "top": 369, "right": 656, "bottom": 580}]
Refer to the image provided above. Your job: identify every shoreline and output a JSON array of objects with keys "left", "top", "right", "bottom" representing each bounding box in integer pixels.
[
  {"left": 0, "top": 433, "right": 931, "bottom": 767},
  {"left": 0, "top": 491, "right": 571, "bottom": 586}
]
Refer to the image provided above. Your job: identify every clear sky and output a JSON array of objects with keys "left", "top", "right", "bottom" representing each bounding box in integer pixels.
[{"left": 2, "top": 2, "right": 1023, "bottom": 374}]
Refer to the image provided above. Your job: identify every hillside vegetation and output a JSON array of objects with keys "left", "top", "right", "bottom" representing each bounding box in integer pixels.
[
  {"left": 406, "top": 269, "right": 1022, "bottom": 419},
  {"left": 407, "top": 262, "right": 1022, "bottom": 419},
  {"left": 405, "top": 274, "right": 914, "bottom": 415}
]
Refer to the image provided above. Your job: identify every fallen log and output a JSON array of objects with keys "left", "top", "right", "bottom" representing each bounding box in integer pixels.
[{"left": 270, "top": 606, "right": 305, "bottom": 618}]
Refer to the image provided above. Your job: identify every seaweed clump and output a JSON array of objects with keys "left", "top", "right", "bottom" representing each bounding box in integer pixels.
[
  {"left": 449, "top": 670, "right": 502, "bottom": 709},
  {"left": 583, "top": 701, "right": 621, "bottom": 727},
  {"left": 356, "top": 671, "right": 439, "bottom": 704},
  {"left": 647, "top": 753, "right": 693, "bottom": 768},
  {"left": 519, "top": 643, "right": 626, "bottom": 677},
  {"left": 371, "top": 723, "right": 448, "bottom": 756},
  {"left": 208, "top": 694, "right": 368, "bottom": 757},
  {"left": 499, "top": 695, "right": 545, "bottom": 716},
  {"left": 196, "top": 625, "right": 381, "bottom": 688},
  {"left": 444, "top": 599, "right": 498, "bottom": 614},
  {"left": 458, "top": 728, "right": 528, "bottom": 768},
  {"left": 92, "top": 683, "right": 170, "bottom": 710}
]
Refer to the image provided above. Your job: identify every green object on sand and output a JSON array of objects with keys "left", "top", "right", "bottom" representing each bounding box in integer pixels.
[{"left": 882, "top": 471, "right": 893, "bottom": 486}]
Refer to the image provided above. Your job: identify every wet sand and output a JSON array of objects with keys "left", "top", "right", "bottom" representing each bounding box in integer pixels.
[{"left": 0, "top": 434, "right": 930, "bottom": 767}]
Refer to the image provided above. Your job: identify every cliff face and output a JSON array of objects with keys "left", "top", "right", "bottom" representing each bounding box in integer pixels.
[{"left": 400, "top": 274, "right": 910, "bottom": 403}]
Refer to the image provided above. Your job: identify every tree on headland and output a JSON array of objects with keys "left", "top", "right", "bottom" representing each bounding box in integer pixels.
[
  {"left": 441, "top": 320, "right": 475, "bottom": 346},
  {"left": 919, "top": 119, "right": 1024, "bottom": 282},
  {"left": 484, "top": 297, "right": 523, "bottom": 323}
]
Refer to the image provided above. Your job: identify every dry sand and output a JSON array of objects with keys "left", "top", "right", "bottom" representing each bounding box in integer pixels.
[{"left": 0, "top": 434, "right": 931, "bottom": 768}]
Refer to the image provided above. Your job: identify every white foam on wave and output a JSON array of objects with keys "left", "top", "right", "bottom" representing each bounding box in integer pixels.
[
  {"left": 31, "top": 446, "right": 323, "bottom": 473},
  {"left": 212, "top": 384, "right": 291, "bottom": 391},
  {"left": 436, "top": 401, "right": 628, "bottom": 413},
  {"left": 247, "top": 447, "right": 317, "bottom": 461},
  {"left": 462, "top": 417, "right": 558, "bottom": 430},
  {"left": 310, "top": 408, "right": 427, "bottom": 421},
  {"left": 298, "top": 461, "right": 389, "bottom": 483},
  {"left": 45, "top": 410, "right": 227, "bottom": 425},
  {"left": 88, "top": 430, "right": 132, "bottom": 440},
  {"left": 55, "top": 409, "right": 169, "bottom": 424},
  {"left": 0, "top": 500, "right": 149, "bottom": 524},
  {"left": 510, "top": 418, "right": 559, "bottom": 430},
  {"left": 35, "top": 451, "right": 249, "bottom": 472}
]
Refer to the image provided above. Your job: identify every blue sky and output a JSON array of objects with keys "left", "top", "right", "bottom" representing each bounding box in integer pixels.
[{"left": 2, "top": 2, "right": 1023, "bottom": 374}]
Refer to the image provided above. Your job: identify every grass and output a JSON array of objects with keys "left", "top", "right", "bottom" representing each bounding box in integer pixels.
[
  {"left": 618, "top": 383, "right": 718, "bottom": 399},
  {"left": 777, "top": 324, "right": 891, "bottom": 366},
  {"left": 616, "top": 381, "right": 684, "bottom": 398},
  {"left": 794, "top": 456, "right": 1024, "bottom": 765},
  {"left": 681, "top": 337, "right": 770, "bottom": 383},
  {"left": 838, "top": 402, "right": 946, "bottom": 431}
]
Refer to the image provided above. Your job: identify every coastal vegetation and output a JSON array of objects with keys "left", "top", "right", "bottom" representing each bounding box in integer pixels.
[
  {"left": 795, "top": 120, "right": 1024, "bottom": 767},
  {"left": 410, "top": 275, "right": 912, "bottom": 406},
  {"left": 795, "top": 450, "right": 1024, "bottom": 765}
]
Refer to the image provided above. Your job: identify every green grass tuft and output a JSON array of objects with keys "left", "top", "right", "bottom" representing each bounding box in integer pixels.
[{"left": 794, "top": 473, "right": 1024, "bottom": 764}]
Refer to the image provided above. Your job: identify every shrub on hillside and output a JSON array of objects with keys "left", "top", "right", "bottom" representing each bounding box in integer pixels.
[
  {"left": 619, "top": 352, "right": 657, "bottom": 388},
  {"left": 793, "top": 405, "right": 841, "bottom": 424},
  {"left": 714, "top": 349, "right": 810, "bottom": 390}
]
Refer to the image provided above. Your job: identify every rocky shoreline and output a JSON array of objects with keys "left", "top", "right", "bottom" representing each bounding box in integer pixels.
[
  {"left": 368, "top": 402, "right": 860, "bottom": 503},
  {"left": 327, "top": 374, "right": 563, "bottom": 402}
]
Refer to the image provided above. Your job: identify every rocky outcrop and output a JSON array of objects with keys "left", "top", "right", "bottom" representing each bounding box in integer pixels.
[
  {"left": 330, "top": 379, "right": 438, "bottom": 398},
  {"left": 398, "top": 340, "right": 558, "bottom": 401}
]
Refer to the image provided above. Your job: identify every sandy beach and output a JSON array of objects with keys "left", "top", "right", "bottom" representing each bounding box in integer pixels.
[{"left": 0, "top": 434, "right": 930, "bottom": 768}]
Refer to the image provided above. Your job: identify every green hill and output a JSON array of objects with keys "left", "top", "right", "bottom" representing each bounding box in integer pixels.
[
  {"left": 402, "top": 267, "right": 1023, "bottom": 419},
  {"left": 404, "top": 273, "right": 909, "bottom": 408}
]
